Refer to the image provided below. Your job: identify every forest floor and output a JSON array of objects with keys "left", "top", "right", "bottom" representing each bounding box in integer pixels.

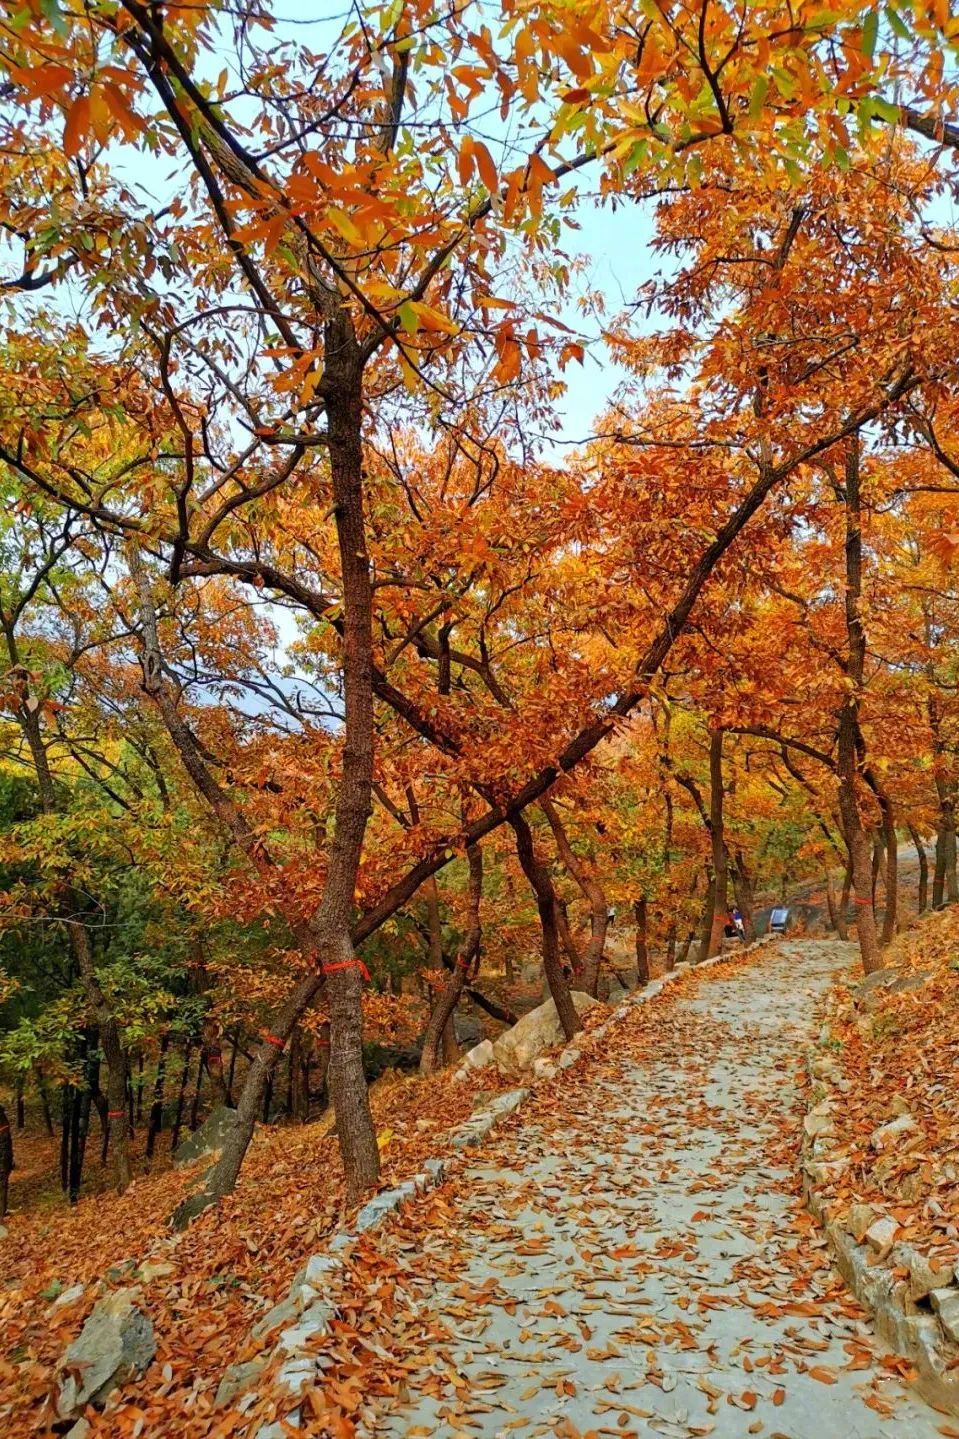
[{"left": 272, "top": 939, "right": 949, "bottom": 1439}]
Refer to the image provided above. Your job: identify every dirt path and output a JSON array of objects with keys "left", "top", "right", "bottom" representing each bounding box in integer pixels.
[{"left": 346, "top": 941, "right": 943, "bottom": 1438}]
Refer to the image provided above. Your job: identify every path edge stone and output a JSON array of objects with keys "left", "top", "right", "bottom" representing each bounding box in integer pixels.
[{"left": 801, "top": 1034, "right": 959, "bottom": 1416}]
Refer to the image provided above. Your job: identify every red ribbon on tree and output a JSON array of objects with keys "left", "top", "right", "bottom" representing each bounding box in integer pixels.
[
  {"left": 321, "top": 958, "right": 370, "bottom": 982},
  {"left": 107, "top": 1110, "right": 125, "bottom": 1120},
  {"left": 260, "top": 1030, "right": 285, "bottom": 1050}
]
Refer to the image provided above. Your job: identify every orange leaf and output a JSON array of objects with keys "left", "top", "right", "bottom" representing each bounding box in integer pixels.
[{"left": 63, "top": 96, "right": 90, "bottom": 159}]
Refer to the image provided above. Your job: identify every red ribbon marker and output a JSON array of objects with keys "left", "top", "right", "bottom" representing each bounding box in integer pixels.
[
  {"left": 260, "top": 1031, "right": 285, "bottom": 1050},
  {"left": 107, "top": 1110, "right": 125, "bottom": 1120},
  {"left": 0, "top": 1124, "right": 10, "bottom": 1135},
  {"left": 852, "top": 896, "right": 873, "bottom": 907},
  {"left": 322, "top": 958, "right": 371, "bottom": 982}
]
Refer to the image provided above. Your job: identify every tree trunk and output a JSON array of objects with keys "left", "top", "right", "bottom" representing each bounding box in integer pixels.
[
  {"left": 37, "top": 1072, "right": 54, "bottom": 1137},
  {"left": 705, "top": 730, "right": 729, "bottom": 958},
  {"left": 201, "top": 1020, "right": 230, "bottom": 1108},
  {"left": 146, "top": 1033, "right": 169, "bottom": 1160},
  {"left": 731, "top": 851, "right": 756, "bottom": 942},
  {"left": 877, "top": 793, "right": 898, "bottom": 944},
  {"left": 420, "top": 845, "right": 482, "bottom": 1075},
  {"left": 695, "top": 872, "right": 716, "bottom": 965},
  {"left": 554, "top": 895, "right": 582, "bottom": 977},
  {"left": 837, "top": 860, "right": 851, "bottom": 940},
  {"left": 170, "top": 1043, "right": 193, "bottom": 1153},
  {"left": 541, "top": 798, "right": 608, "bottom": 995},
  {"left": 0, "top": 1102, "right": 12, "bottom": 1219},
  {"left": 928, "top": 688, "right": 958, "bottom": 906},
  {"left": 634, "top": 896, "right": 655, "bottom": 983},
  {"left": 511, "top": 814, "right": 581, "bottom": 1040},
  {"left": 837, "top": 437, "right": 882, "bottom": 974},
  {"left": 824, "top": 870, "right": 838, "bottom": 932},
  {"left": 908, "top": 823, "right": 929, "bottom": 914}
]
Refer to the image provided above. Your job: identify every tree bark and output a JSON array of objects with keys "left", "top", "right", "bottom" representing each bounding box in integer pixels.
[
  {"left": 420, "top": 845, "right": 483, "bottom": 1075},
  {"left": 634, "top": 896, "right": 655, "bottom": 984},
  {"left": 0, "top": 1102, "right": 12, "bottom": 1219},
  {"left": 511, "top": 814, "right": 581, "bottom": 1040},
  {"left": 908, "top": 823, "right": 929, "bottom": 914},
  {"left": 705, "top": 730, "right": 730, "bottom": 958},
  {"left": 836, "top": 437, "right": 882, "bottom": 973},
  {"left": 146, "top": 1033, "right": 169, "bottom": 1160},
  {"left": 695, "top": 872, "right": 717, "bottom": 965},
  {"left": 730, "top": 851, "right": 756, "bottom": 942},
  {"left": 541, "top": 798, "right": 608, "bottom": 996}
]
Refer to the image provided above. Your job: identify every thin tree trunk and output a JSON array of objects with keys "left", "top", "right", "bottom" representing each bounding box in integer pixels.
[
  {"left": 0, "top": 1102, "right": 12, "bottom": 1219},
  {"left": 696, "top": 873, "right": 716, "bottom": 965},
  {"left": 824, "top": 870, "right": 838, "bottom": 932},
  {"left": 511, "top": 814, "right": 581, "bottom": 1040},
  {"left": 731, "top": 851, "right": 756, "bottom": 942},
  {"left": 634, "top": 896, "right": 654, "bottom": 983},
  {"left": 420, "top": 845, "right": 483, "bottom": 1075},
  {"left": 37, "top": 1072, "right": 54, "bottom": 1137},
  {"left": 705, "top": 729, "right": 729, "bottom": 958},
  {"left": 837, "top": 860, "right": 851, "bottom": 940},
  {"left": 836, "top": 437, "right": 882, "bottom": 974},
  {"left": 554, "top": 895, "right": 582, "bottom": 977},
  {"left": 146, "top": 1033, "right": 169, "bottom": 1160},
  {"left": 170, "top": 1043, "right": 193, "bottom": 1153},
  {"left": 14, "top": 1078, "right": 24, "bottom": 1131},
  {"left": 908, "top": 823, "right": 929, "bottom": 914},
  {"left": 541, "top": 798, "right": 608, "bottom": 996}
]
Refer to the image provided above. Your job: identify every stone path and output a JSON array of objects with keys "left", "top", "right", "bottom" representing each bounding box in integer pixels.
[{"left": 354, "top": 941, "right": 944, "bottom": 1438}]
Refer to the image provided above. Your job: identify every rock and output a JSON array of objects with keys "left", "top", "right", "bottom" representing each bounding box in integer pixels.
[
  {"left": 215, "top": 1356, "right": 268, "bottom": 1409},
  {"left": 557, "top": 1047, "right": 580, "bottom": 1071},
  {"left": 532, "top": 1056, "right": 557, "bottom": 1080},
  {"left": 870, "top": 1113, "right": 917, "bottom": 1151},
  {"left": 173, "top": 1105, "right": 242, "bottom": 1168},
  {"left": 803, "top": 1100, "right": 835, "bottom": 1139},
  {"left": 462, "top": 1039, "right": 494, "bottom": 1072},
  {"left": 843, "top": 1203, "right": 878, "bottom": 1240},
  {"left": 56, "top": 1287, "right": 155, "bottom": 1418},
  {"left": 930, "top": 1288, "right": 959, "bottom": 1345},
  {"left": 139, "top": 1261, "right": 175, "bottom": 1284},
  {"left": 491, "top": 992, "right": 601, "bottom": 1075},
  {"left": 453, "top": 1011, "right": 483, "bottom": 1046},
  {"left": 65, "top": 1422, "right": 91, "bottom": 1439},
  {"left": 894, "top": 1245, "right": 955, "bottom": 1302},
  {"left": 52, "top": 1284, "right": 85, "bottom": 1310},
  {"left": 864, "top": 1215, "right": 899, "bottom": 1257},
  {"left": 0, "top": 1224, "right": 7, "bottom": 1240}
]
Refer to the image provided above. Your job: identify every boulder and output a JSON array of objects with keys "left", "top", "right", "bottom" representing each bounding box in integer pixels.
[
  {"left": 491, "top": 992, "right": 601, "bottom": 1075},
  {"left": 56, "top": 1287, "right": 155, "bottom": 1418},
  {"left": 870, "top": 1113, "right": 917, "bottom": 1151},
  {"left": 864, "top": 1215, "right": 900, "bottom": 1257},
  {"left": 462, "top": 1039, "right": 494, "bottom": 1071},
  {"left": 173, "top": 1105, "right": 242, "bottom": 1168}
]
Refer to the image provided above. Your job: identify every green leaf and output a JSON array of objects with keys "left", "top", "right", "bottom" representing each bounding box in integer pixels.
[
  {"left": 748, "top": 75, "right": 769, "bottom": 119},
  {"left": 885, "top": 5, "right": 911, "bottom": 41},
  {"left": 39, "top": 0, "right": 67, "bottom": 38},
  {"left": 861, "top": 8, "right": 879, "bottom": 58}
]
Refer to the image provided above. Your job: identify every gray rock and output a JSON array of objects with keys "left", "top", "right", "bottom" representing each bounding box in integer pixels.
[
  {"left": 65, "top": 1422, "right": 91, "bottom": 1439},
  {"left": 930, "top": 1287, "right": 959, "bottom": 1344},
  {"left": 173, "top": 1104, "right": 242, "bottom": 1168},
  {"left": 56, "top": 1287, "right": 155, "bottom": 1418},
  {"left": 462, "top": 1038, "right": 494, "bottom": 1071},
  {"left": 532, "top": 1056, "right": 557, "bottom": 1080},
  {"left": 870, "top": 1113, "right": 917, "bottom": 1150},
  {"left": 893, "top": 1244, "right": 955, "bottom": 1301},
  {"left": 557, "top": 1047, "right": 581, "bottom": 1070},
  {"left": 52, "top": 1284, "right": 85, "bottom": 1310},
  {"left": 491, "top": 992, "right": 601, "bottom": 1074},
  {"left": 355, "top": 1180, "right": 418, "bottom": 1233},
  {"left": 864, "top": 1215, "right": 899, "bottom": 1256},
  {"left": 215, "top": 1356, "right": 268, "bottom": 1409}
]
